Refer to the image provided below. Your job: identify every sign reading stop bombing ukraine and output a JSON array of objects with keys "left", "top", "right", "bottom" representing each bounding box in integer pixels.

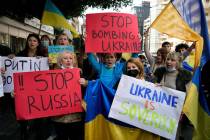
[{"left": 109, "top": 75, "right": 186, "bottom": 139}]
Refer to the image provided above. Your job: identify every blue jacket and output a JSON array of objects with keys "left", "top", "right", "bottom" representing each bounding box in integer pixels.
[{"left": 88, "top": 53, "right": 138, "bottom": 88}]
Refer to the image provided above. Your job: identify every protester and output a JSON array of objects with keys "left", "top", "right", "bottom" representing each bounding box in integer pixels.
[
  {"left": 175, "top": 42, "right": 195, "bottom": 60},
  {"left": 16, "top": 33, "right": 45, "bottom": 57},
  {"left": 124, "top": 58, "right": 160, "bottom": 140},
  {"left": 49, "top": 32, "right": 84, "bottom": 140},
  {"left": 0, "top": 44, "right": 20, "bottom": 140},
  {"left": 40, "top": 34, "right": 53, "bottom": 57},
  {"left": 175, "top": 42, "right": 196, "bottom": 72},
  {"left": 52, "top": 51, "right": 84, "bottom": 140},
  {"left": 49, "top": 33, "right": 75, "bottom": 69},
  {"left": 144, "top": 29, "right": 167, "bottom": 75},
  {"left": 125, "top": 58, "right": 145, "bottom": 79},
  {"left": 0, "top": 45, "right": 14, "bottom": 112},
  {"left": 87, "top": 52, "right": 138, "bottom": 88},
  {"left": 41, "top": 35, "right": 52, "bottom": 47},
  {"left": 16, "top": 33, "right": 48, "bottom": 140},
  {"left": 138, "top": 54, "right": 151, "bottom": 81},
  {"left": 161, "top": 41, "right": 172, "bottom": 53},
  {"left": 154, "top": 52, "right": 193, "bottom": 140},
  {"left": 102, "top": 58, "right": 160, "bottom": 140},
  {"left": 56, "top": 33, "right": 73, "bottom": 46}
]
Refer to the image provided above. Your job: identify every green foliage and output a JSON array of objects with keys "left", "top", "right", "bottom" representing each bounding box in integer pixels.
[{"left": 0, "top": 0, "right": 132, "bottom": 21}]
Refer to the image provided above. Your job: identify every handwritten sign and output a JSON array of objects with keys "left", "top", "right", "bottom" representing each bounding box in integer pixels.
[
  {"left": 109, "top": 75, "right": 186, "bottom": 139},
  {"left": 85, "top": 13, "right": 141, "bottom": 53},
  {"left": 0, "top": 57, "right": 3, "bottom": 97},
  {"left": 1, "top": 57, "right": 49, "bottom": 93},
  {"left": 14, "top": 68, "right": 82, "bottom": 120},
  {"left": 48, "top": 45, "right": 74, "bottom": 63}
]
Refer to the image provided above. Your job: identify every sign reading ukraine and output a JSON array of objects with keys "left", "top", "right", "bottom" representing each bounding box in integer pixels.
[{"left": 109, "top": 75, "right": 186, "bottom": 139}]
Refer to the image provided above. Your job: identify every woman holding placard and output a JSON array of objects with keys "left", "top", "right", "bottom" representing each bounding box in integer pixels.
[
  {"left": 154, "top": 52, "right": 193, "bottom": 140},
  {"left": 16, "top": 33, "right": 49, "bottom": 140},
  {"left": 112, "top": 58, "right": 160, "bottom": 140},
  {"left": 52, "top": 51, "right": 84, "bottom": 140}
]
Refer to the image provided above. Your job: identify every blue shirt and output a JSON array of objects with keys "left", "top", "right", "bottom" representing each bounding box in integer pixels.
[{"left": 88, "top": 53, "right": 138, "bottom": 88}]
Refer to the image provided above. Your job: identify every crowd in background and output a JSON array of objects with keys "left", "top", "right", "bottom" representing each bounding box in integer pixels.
[{"left": 0, "top": 29, "right": 197, "bottom": 140}]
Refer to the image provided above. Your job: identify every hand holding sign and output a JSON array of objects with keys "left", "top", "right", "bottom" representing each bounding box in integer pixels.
[
  {"left": 1, "top": 57, "right": 49, "bottom": 93},
  {"left": 109, "top": 75, "right": 186, "bottom": 139},
  {"left": 14, "top": 68, "right": 82, "bottom": 120}
]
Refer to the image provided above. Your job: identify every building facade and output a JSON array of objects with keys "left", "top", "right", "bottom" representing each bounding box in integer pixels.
[
  {"left": 144, "top": 0, "right": 210, "bottom": 54},
  {"left": 134, "top": 1, "right": 150, "bottom": 38},
  {"left": 0, "top": 16, "right": 54, "bottom": 54}
]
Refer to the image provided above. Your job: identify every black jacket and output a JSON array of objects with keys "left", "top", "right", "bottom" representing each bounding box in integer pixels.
[{"left": 154, "top": 67, "right": 192, "bottom": 92}]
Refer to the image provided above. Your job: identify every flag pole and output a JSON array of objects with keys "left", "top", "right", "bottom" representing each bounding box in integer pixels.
[{"left": 38, "top": 23, "right": 42, "bottom": 35}]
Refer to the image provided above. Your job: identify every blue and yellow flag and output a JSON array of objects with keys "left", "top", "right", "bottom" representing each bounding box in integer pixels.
[
  {"left": 182, "top": 50, "right": 195, "bottom": 72},
  {"left": 84, "top": 80, "right": 160, "bottom": 140},
  {"left": 150, "top": 1, "right": 203, "bottom": 68},
  {"left": 41, "top": 0, "right": 79, "bottom": 38},
  {"left": 170, "top": 0, "right": 210, "bottom": 139}
]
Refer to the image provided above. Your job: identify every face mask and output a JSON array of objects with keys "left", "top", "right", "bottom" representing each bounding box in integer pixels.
[
  {"left": 41, "top": 40, "right": 49, "bottom": 47},
  {"left": 126, "top": 69, "right": 139, "bottom": 77},
  {"left": 166, "top": 67, "right": 176, "bottom": 72}
]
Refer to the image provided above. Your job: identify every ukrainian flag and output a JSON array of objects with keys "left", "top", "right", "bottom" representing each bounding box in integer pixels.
[
  {"left": 172, "top": 0, "right": 210, "bottom": 139},
  {"left": 150, "top": 1, "right": 203, "bottom": 68},
  {"left": 182, "top": 51, "right": 195, "bottom": 72},
  {"left": 84, "top": 80, "right": 160, "bottom": 140},
  {"left": 149, "top": 0, "right": 210, "bottom": 139},
  {"left": 41, "top": 0, "right": 79, "bottom": 38}
]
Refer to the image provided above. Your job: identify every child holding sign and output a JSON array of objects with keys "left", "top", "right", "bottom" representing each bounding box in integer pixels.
[{"left": 52, "top": 51, "right": 84, "bottom": 140}]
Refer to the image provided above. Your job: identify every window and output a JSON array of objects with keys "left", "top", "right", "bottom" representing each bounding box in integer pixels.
[{"left": 0, "top": 32, "right": 9, "bottom": 46}]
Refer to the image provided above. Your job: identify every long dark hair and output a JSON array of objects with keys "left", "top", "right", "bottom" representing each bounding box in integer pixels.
[{"left": 22, "top": 33, "right": 45, "bottom": 56}]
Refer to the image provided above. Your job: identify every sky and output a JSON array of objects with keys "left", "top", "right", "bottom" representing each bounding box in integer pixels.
[
  {"left": 84, "top": 0, "right": 150, "bottom": 14},
  {"left": 79, "top": 0, "right": 151, "bottom": 24}
]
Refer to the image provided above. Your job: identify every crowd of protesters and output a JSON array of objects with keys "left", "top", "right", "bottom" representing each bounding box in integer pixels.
[{"left": 0, "top": 28, "right": 197, "bottom": 140}]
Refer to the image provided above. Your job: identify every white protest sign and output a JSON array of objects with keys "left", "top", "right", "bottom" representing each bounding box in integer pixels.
[
  {"left": 109, "top": 75, "right": 186, "bottom": 139},
  {"left": 1, "top": 57, "right": 49, "bottom": 93},
  {"left": 0, "top": 56, "right": 3, "bottom": 97}
]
